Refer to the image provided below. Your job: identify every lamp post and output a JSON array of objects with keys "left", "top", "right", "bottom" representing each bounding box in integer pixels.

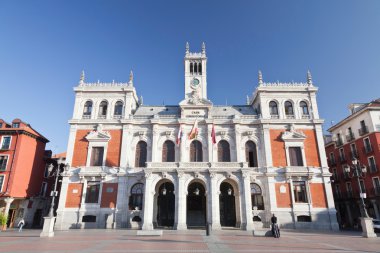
[
  {"left": 40, "top": 158, "right": 65, "bottom": 237},
  {"left": 344, "top": 158, "right": 377, "bottom": 238}
]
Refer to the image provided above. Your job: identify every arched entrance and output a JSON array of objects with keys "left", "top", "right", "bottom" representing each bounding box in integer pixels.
[
  {"left": 157, "top": 181, "right": 175, "bottom": 227},
  {"left": 219, "top": 182, "right": 236, "bottom": 227},
  {"left": 187, "top": 182, "right": 206, "bottom": 228}
]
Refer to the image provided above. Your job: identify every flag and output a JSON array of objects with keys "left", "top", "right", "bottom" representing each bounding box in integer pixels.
[
  {"left": 188, "top": 118, "right": 198, "bottom": 140},
  {"left": 211, "top": 124, "right": 216, "bottom": 144},
  {"left": 176, "top": 125, "right": 182, "bottom": 145}
]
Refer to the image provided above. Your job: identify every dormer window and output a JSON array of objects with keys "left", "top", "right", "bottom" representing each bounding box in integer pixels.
[
  {"left": 83, "top": 101, "right": 93, "bottom": 119},
  {"left": 269, "top": 101, "right": 279, "bottom": 118},
  {"left": 98, "top": 101, "right": 108, "bottom": 119},
  {"left": 285, "top": 101, "right": 294, "bottom": 118},
  {"left": 12, "top": 123, "right": 20, "bottom": 128}
]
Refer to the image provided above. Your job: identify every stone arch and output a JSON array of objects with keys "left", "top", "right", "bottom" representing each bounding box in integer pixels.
[
  {"left": 218, "top": 177, "right": 242, "bottom": 228},
  {"left": 153, "top": 177, "right": 176, "bottom": 227}
]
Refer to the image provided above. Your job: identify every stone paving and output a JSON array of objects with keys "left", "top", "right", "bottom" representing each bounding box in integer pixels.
[{"left": 0, "top": 228, "right": 379, "bottom": 253}]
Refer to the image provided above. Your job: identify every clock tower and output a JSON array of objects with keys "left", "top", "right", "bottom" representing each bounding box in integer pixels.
[{"left": 184, "top": 42, "right": 208, "bottom": 103}]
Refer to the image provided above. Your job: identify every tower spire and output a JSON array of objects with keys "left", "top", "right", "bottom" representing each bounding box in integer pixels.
[
  {"left": 202, "top": 42, "right": 206, "bottom": 54},
  {"left": 79, "top": 70, "right": 85, "bottom": 84},
  {"left": 307, "top": 70, "right": 313, "bottom": 86},
  {"left": 258, "top": 70, "right": 263, "bottom": 86},
  {"left": 129, "top": 70, "right": 134, "bottom": 86},
  {"left": 186, "top": 42, "right": 189, "bottom": 55},
  {"left": 246, "top": 95, "right": 250, "bottom": 105}
]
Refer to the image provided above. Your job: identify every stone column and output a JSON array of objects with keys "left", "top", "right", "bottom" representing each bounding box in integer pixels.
[
  {"left": 142, "top": 171, "right": 154, "bottom": 230},
  {"left": 3, "top": 197, "right": 14, "bottom": 216},
  {"left": 209, "top": 172, "right": 221, "bottom": 230},
  {"left": 180, "top": 129, "right": 186, "bottom": 162},
  {"left": 241, "top": 171, "right": 254, "bottom": 230},
  {"left": 175, "top": 171, "right": 187, "bottom": 230},
  {"left": 234, "top": 125, "right": 242, "bottom": 162},
  {"left": 371, "top": 200, "right": 380, "bottom": 219},
  {"left": 207, "top": 124, "right": 213, "bottom": 162},
  {"left": 115, "top": 176, "right": 127, "bottom": 228},
  {"left": 55, "top": 176, "right": 70, "bottom": 230},
  {"left": 262, "top": 124, "right": 272, "bottom": 167}
]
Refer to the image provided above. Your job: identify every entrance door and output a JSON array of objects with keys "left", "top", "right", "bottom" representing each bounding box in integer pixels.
[
  {"left": 7, "top": 209, "right": 16, "bottom": 228},
  {"left": 187, "top": 182, "right": 206, "bottom": 228},
  {"left": 219, "top": 182, "right": 236, "bottom": 227},
  {"left": 32, "top": 209, "right": 43, "bottom": 228},
  {"left": 157, "top": 182, "right": 175, "bottom": 227}
]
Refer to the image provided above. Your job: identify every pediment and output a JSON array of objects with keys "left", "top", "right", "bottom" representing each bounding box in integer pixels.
[
  {"left": 85, "top": 130, "right": 111, "bottom": 142},
  {"left": 281, "top": 130, "right": 306, "bottom": 142}
]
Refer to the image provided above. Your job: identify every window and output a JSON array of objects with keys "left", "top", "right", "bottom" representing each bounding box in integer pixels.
[
  {"left": 359, "top": 179, "right": 366, "bottom": 193},
  {"left": 0, "top": 175, "right": 4, "bottom": 192},
  {"left": 329, "top": 152, "right": 336, "bottom": 165},
  {"left": 332, "top": 168, "right": 338, "bottom": 180},
  {"left": 1, "top": 136, "right": 11, "bottom": 150},
  {"left": 336, "top": 133, "right": 343, "bottom": 146},
  {"left": 335, "top": 185, "right": 341, "bottom": 198},
  {"left": 339, "top": 148, "right": 345, "bottom": 162},
  {"left": 44, "top": 164, "right": 50, "bottom": 178},
  {"left": 82, "top": 215, "right": 96, "bottom": 222},
  {"left": 85, "top": 181, "right": 100, "bottom": 203},
  {"left": 40, "top": 182, "right": 48, "bottom": 197},
  {"left": 368, "top": 157, "right": 377, "bottom": 173},
  {"left": 114, "top": 101, "right": 123, "bottom": 118},
  {"left": 12, "top": 123, "right": 19, "bottom": 128},
  {"left": 364, "top": 137, "right": 372, "bottom": 153},
  {"left": 347, "top": 127, "right": 355, "bottom": 141},
  {"left": 98, "top": 101, "right": 108, "bottom": 119},
  {"left": 289, "top": 147, "right": 303, "bottom": 166},
  {"left": 284, "top": 101, "right": 294, "bottom": 116},
  {"left": 297, "top": 215, "right": 311, "bottom": 222},
  {"left": 0, "top": 123, "right": 2, "bottom": 128},
  {"left": 90, "top": 147, "right": 104, "bottom": 166},
  {"left": 135, "top": 141, "right": 147, "bottom": 167},
  {"left": 346, "top": 182, "right": 353, "bottom": 198},
  {"left": 245, "top": 141, "right": 258, "bottom": 167},
  {"left": 359, "top": 120, "right": 368, "bottom": 135},
  {"left": 190, "top": 140, "right": 202, "bottom": 162},
  {"left": 190, "top": 62, "right": 193, "bottom": 74},
  {"left": 129, "top": 183, "right": 144, "bottom": 210},
  {"left": 83, "top": 101, "right": 93, "bottom": 118},
  {"left": 269, "top": 101, "right": 278, "bottom": 117},
  {"left": 217, "top": 140, "right": 231, "bottom": 162},
  {"left": 198, "top": 63, "right": 202, "bottom": 74},
  {"left": 293, "top": 181, "right": 308, "bottom": 203},
  {"left": 0, "top": 155, "right": 8, "bottom": 171},
  {"left": 373, "top": 178, "right": 380, "bottom": 195},
  {"left": 350, "top": 143, "right": 358, "bottom": 159},
  {"left": 162, "top": 140, "right": 175, "bottom": 162},
  {"left": 299, "top": 101, "right": 309, "bottom": 116},
  {"left": 251, "top": 183, "right": 264, "bottom": 210}
]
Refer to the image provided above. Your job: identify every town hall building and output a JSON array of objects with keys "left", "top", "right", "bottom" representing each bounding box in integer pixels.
[{"left": 55, "top": 43, "right": 338, "bottom": 231}]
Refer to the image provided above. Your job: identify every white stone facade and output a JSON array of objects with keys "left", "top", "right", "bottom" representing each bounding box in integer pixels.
[{"left": 55, "top": 44, "right": 338, "bottom": 231}]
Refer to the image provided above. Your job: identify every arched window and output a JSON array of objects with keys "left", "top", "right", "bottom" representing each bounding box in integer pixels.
[
  {"left": 114, "top": 101, "right": 123, "bottom": 118},
  {"left": 251, "top": 183, "right": 264, "bottom": 210},
  {"left": 190, "top": 140, "right": 202, "bottom": 162},
  {"left": 300, "top": 101, "right": 309, "bottom": 116},
  {"left": 98, "top": 101, "right": 108, "bottom": 119},
  {"left": 199, "top": 63, "right": 202, "bottom": 74},
  {"left": 190, "top": 62, "right": 193, "bottom": 74},
  {"left": 284, "top": 101, "right": 294, "bottom": 116},
  {"left": 269, "top": 101, "right": 278, "bottom": 118},
  {"left": 245, "top": 141, "right": 258, "bottom": 167},
  {"left": 218, "top": 140, "right": 231, "bottom": 162},
  {"left": 129, "top": 183, "right": 144, "bottom": 210},
  {"left": 193, "top": 62, "right": 198, "bottom": 74},
  {"left": 83, "top": 101, "right": 93, "bottom": 119},
  {"left": 162, "top": 140, "right": 175, "bottom": 162},
  {"left": 135, "top": 141, "right": 147, "bottom": 167}
]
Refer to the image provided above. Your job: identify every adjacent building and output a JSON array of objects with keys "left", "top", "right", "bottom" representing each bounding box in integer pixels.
[
  {"left": 0, "top": 119, "right": 50, "bottom": 228},
  {"left": 55, "top": 43, "right": 338, "bottom": 231},
  {"left": 325, "top": 99, "right": 380, "bottom": 228}
]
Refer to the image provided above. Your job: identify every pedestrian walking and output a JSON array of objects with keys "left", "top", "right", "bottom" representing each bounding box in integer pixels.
[
  {"left": 271, "top": 214, "right": 280, "bottom": 238},
  {"left": 18, "top": 218, "right": 25, "bottom": 232}
]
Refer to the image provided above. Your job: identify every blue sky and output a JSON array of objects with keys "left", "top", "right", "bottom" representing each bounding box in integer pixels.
[{"left": 1, "top": 1, "right": 380, "bottom": 154}]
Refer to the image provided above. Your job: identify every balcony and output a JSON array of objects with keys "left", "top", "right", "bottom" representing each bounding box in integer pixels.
[
  {"left": 346, "top": 133, "right": 355, "bottom": 142},
  {"left": 329, "top": 160, "right": 337, "bottom": 167},
  {"left": 82, "top": 114, "right": 91, "bottom": 119},
  {"left": 113, "top": 115, "right": 123, "bottom": 119},
  {"left": 349, "top": 151, "right": 359, "bottom": 159},
  {"left": 339, "top": 155, "right": 346, "bottom": 163},
  {"left": 301, "top": 115, "right": 311, "bottom": 119},
  {"left": 98, "top": 115, "right": 107, "bottom": 119},
  {"left": 358, "top": 126, "right": 369, "bottom": 136},
  {"left": 363, "top": 145, "right": 373, "bottom": 154},
  {"left": 285, "top": 115, "right": 295, "bottom": 119},
  {"left": 336, "top": 139, "right": 344, "bottom": 147}
]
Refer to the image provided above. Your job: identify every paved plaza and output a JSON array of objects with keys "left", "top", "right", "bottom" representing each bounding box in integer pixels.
[{"left": 0, "top": 229, "right": 379, "bottom": 253}]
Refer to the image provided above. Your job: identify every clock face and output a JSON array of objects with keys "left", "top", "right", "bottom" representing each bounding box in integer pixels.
[{"left": 191, "top": 78, "right": 200, "bottom": 86}]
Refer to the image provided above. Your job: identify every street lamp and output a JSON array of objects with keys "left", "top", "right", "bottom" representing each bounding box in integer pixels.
[
  {"left": 344, "top": 158, "right": 377, "bottom": 238},
  {"left": 40, "top": 158, "right": 65, "bottom": 237}
]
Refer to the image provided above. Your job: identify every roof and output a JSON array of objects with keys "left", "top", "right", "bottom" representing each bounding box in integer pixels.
[{"left": 0, "top": 118, "right": 49, "bottom": 143}]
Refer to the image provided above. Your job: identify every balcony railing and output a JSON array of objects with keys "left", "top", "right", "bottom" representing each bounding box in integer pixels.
[
  {"left": 82, "top": 114, "right": 91, "bottom": 119},
  {"left": 339, "top": 155, "right": 346, "bottom": 163},
  {"left": 270, "top": 115, "right": 279, "bottom": 119},
  {"left": 113, "top": 115, "right": 123, "bottom": 119},
  {"left": 349, "top": 151, "right": 359, "bottom": 159},
  {"left": 363, "top": 145, "right": 373, "bottom": 154},
  {"left": 336, "top": 139, "right": 344, "bottom": 147},
  {"left": 98, "top": 115, "right": 107, "bottom": 119},
  {"left": 346, "top": 133, "right": 355, "bottom": 142},
  {"left": 285, "top": 115, "right": 295, "bottom": 119},
  {"left": 329, "top": 160, "right": 337, "bottom": 167},
  {"left": 301, "top": 115, "right": 311, "bottom": 119},
  {"left": 359, "top": 126, "right": 369, "bottom": 136}
]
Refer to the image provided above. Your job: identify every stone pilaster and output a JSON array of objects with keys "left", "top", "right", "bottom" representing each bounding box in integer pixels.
[
  {"left": 241, "top": 171, "right": 254, "bottom": 230},
  {"left": 175, "top": 171, "right": 187, "bottom": 230},
  {"left": 142, "top": 171, "right": 154, "bottom": 230},
  {"left": 209, "top": 172, "right": 221, "bottom": 230}
]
